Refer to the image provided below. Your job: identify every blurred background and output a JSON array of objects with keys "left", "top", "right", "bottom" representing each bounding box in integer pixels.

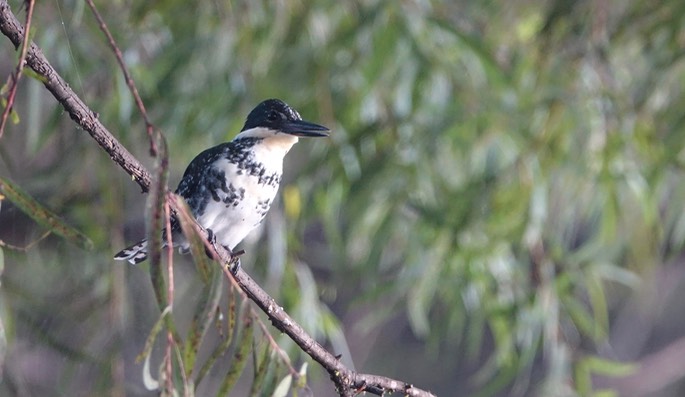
[{"left": 1, "top": 0, "right": 685, "bottom": 396}]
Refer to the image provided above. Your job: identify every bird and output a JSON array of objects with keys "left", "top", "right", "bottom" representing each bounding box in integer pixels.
[{"left": 114, "top": 99, "right": 329, "bottom": 265}]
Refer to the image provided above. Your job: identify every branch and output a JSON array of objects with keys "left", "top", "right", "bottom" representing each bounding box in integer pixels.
[
  {"left": 0, "top": 2, "right": 436, "bottom": 396},
  {"left": 0, "top": 0, "right": 151, "bottom": 192},
  {"left": 83, "top": 0, "right": 158, "bottom": 156},
  {"left": 0, "top": 0, "right": 32, "bottom": 138}
]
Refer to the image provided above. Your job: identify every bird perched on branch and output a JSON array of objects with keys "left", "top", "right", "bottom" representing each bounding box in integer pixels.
[{"left": 114, "top": 99, "right": 329, "bottom": 265}]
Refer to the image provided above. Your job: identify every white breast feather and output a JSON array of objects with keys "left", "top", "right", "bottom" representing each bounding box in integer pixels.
[{"left": 196, "top": 134, "right": 299, "bottom": 250}]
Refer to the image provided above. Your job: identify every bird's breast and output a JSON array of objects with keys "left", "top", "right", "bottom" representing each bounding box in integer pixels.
[{"left": 194, "top": 157, "right": 282, "bottom": 250}]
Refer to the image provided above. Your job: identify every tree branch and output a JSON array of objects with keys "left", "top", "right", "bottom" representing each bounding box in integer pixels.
[
  {"left": 0, "top": 0, "right": 151, "bottom": 192},
  {"left": 0, "top": 2, "right": 436, "bottom": 396}
]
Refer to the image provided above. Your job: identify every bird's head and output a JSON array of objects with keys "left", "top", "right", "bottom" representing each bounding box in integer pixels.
[{"left": 239, "top": 99, "right": 330, "bottom": 139}]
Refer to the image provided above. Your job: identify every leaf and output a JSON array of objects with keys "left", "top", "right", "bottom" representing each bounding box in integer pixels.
[
  {"left": 0, "top": 255, "right": 5, "bottom": 380},
  {"left": 407, "top": 232, "right": 450, "bottom": 336},
  {"left": 217, "top": 309, "right": 253, "bottom": 395},
  {"left": 183, "top": 263, "right": 222, "bottom": 375},
  {"left": 145, "top": 132, "right": 180, "bottom": 349},
  {"left": 583, "top": 356, "right": 635, "bottom": 377},
  {"left": 0, "top": 98, "right": 20, "bottom": 124},
  {"left": 586, "top": 274, "right": 609, "bottom": 340},
  {"left": 174, "top": 195, "right": 212, "bottom": 283},
  {"left": 136, "top": 305, "right": 172, "bottom": 364},
  {"left": 21, "top": 67, "right": 48, "bottom": 83},
  {"left": 271, "top": 374, "right": 292, "bottom": 397},
  {"left": 146, "top": 132, "right": 170, "bottom": 272},
  {"left": 195, "top": 287, "right": 239, "bottom": 386},
  {"left": 248, "top": 342, "right": 272, "bottom": 396},
  {"left": 136, "top": 305, "right": 173, "bottom": 391},
  {"left": 142, "top": 348, "right": 160, "bottom": 391},
  {"left": 0, "top": 177, "right": 93, "bottom": 250},
  {"left": 283, "top": 185, "right": 301, "bottom": 220},
  {"left": 575, "top": 355, "right": 636, "bottom": 396},
  {"left": 295, "top": 362, "right": 308, "bottom": 389}
]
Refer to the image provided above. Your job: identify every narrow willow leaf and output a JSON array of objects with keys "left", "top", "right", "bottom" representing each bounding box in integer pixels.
[
  {"left": 586, "top": 274, "right": 609, "bottom": 340},
  {"left": 0, "top": 177, "right": 93, "bottom": 250},
  {"left": 0, "top": 98, "right": 19, "bottom": 124},
  {"left": 183, "top": 265, "right": 222, "bottom": 375},
  {"left": 174, "top": 195, "right": 212, "bottom": 284},
  {"left": 138, "top": 305, "right": 172, "bottom": 391},
  {"left": 590, "top": 390, "right": 618, "bottom": 397},
  {"left": 146, "top": 132, "right": 170, "bottom": 274},
  {"left": 261, "top": 357, "right": 282, "bottom": 397},
  {"left": 142, "top": 348, "right": 160, "bottom": 391},
  {"left": 295, "top": 362, "right": 308, "bottom": 389},
  {"left": 136, "top": 305, "right": 172, "bottom": 364},
  {"left": 0, "top": 276, "right": 5, "bottom": 382},
  {"left": 248, "top": 342, "right": 272, "bottom": 397},
  {"left": 21, "top": 67, "right": 48, "bottom": 83},
  {"left": 195, "top": 289, "right": 239, "bottom": 386},
  {"left": 407, "top": 233, "right": 450, "bottom": 336},
  {"left": 574, "top": 356, "right": 593, "bottom": 396},
  {"left": 563, "top": 296, "right": 596, "bottom": 340},
  {"left": 217, "top": 310, "right": 253, "bottom": 396},
  {"left": 574, "top": 355, "right": 634, "bottom": 396},
  {"left": 271, "top": 374, "right": 292, "bottom": 397},
  {"left": 584, "top": 356, "right": 636, "bottom": 377}
]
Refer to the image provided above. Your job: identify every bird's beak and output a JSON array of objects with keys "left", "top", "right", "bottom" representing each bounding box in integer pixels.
[{"left": 281, "top": 119, "right": 330, "bottom": 137}]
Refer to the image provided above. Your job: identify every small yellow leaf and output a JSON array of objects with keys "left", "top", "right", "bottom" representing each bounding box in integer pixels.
[{"left": 283, "top": 185, "right": 301, "bottom": 219}]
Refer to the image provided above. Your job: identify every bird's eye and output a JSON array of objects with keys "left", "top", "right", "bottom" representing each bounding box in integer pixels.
[{"left": 267, "top": 111, "right": 280, "bottom": 121}]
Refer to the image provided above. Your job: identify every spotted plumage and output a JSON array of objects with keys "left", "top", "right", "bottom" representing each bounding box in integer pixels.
[{"left": 114, "top": 99, "right": 329, "bottom": 265}]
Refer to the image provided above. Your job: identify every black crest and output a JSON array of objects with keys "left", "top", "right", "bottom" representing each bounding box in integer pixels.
[{"left": 241, "top": 99, "right": 302, "bottom": 131}]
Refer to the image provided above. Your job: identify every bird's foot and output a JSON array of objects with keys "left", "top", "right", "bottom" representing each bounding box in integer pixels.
[
  {"left": 204, "top": 228, "right": 218, "bottom": 259},
  {"left": 229, "top": 249, "right": 245, "bottom": 274},
  {"left": 207, "top": 228, "right": 216, "bottom": 244}
]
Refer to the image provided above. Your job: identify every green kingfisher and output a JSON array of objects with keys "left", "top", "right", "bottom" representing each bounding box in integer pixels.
[{"left": 114, "top": 99, "right": 329, "bottom": 264}]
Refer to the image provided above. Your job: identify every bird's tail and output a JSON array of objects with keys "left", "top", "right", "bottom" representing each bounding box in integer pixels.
[{"left": 114, "top": 239, "right": 149, "bottom": 265}]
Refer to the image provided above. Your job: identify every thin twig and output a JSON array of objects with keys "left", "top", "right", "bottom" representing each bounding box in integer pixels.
[
  {"left": 253, "top": 307, "right": 298, "bottom": 376},
  {"left": 164, "top": 199, "right": 175, "bottom": 394},
  {"left": 0, "top": 3, "right": 436, "bottom": 396},
  {"left": 0, "top": 0, "right": 34, "bottom": 138},
  {"left": 0, "top": 230, "right": 50, "bottom": 251},
  {"left": 0, "top": 2, "right": 151, "bottom": 191},
  {"left": 83, "top": 0, "right": 157, "bottom": 155}
]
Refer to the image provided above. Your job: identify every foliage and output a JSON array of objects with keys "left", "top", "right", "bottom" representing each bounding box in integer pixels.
[{"left": 1, "top": 0, "right": 685, "bottom": 396}]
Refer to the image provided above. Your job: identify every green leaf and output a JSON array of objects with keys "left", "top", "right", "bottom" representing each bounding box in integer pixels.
[
  {"left": 183, "top": 263, "right": 222, "bottom": 376},
  {"left": 136, "top": 305, "right": 172, "bottom": 364},
  {"left": 195, "top": 286, "right": 239, "bottom": 386},
  {"left": 217, "top": 309, "right": 253, "bottom": 395},
  {"left": 21, "top": 68, "right": 48, "bottom": 83},
  {"left": 137, "top": 305, "right": 173, "bottom": 391},
  {"left": 583, "top": 356, "right": 636, "bottom": 377},
  {"left": 586, "top": 273, "right": 609, "bottom": 340},
  {"left": 295, "top": 362, "right": 308, "bottom": 389},
  {"left": 0, "top": 98, "right": 20, "bottom": 124},
  {"left": 575, "top": 355, "right": 636, "bottom": 396},
  {"left": 146, "top": 132, "right": 170, "bottom": 272},
  {"left": 174, "top": 195, "right": 212, "bottom": 283},
  {"left": 0, "top": 262, "right": 5, "bottom": 381},
  {"left": 249, "top": 342, "right": 272, "bottom": 397},
  {"left": 0, "top": 177, "right": 93, "bottom": 250}
]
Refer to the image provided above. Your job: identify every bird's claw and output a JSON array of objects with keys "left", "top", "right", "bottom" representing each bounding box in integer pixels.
[
  {"left": 204, "top": 228, "right": 219, "bottom": 259},
  {"left": 229, "top": 249, "right": 245, "bottom": 274},
  {"left": 207, "top": 228, "right": 217, "bottom": 245}
]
